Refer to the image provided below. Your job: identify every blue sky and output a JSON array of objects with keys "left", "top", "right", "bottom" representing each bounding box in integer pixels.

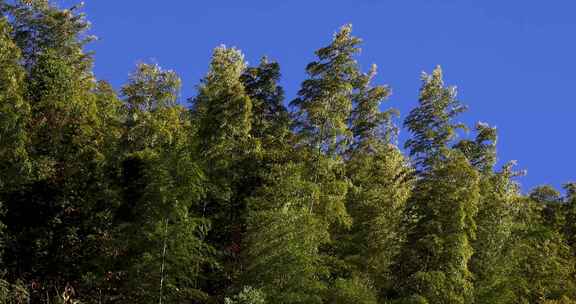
[{"left": 65, "top": 0, "right": 574, "bottom": 193}]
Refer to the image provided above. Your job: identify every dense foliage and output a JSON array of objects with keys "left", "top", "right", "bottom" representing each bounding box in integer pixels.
[{"left": 0, "top": 1, "right": 574, "bottom": 303}]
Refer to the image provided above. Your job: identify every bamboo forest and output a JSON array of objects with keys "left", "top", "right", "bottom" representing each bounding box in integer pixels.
[{"left": 0, "top": 1, "right": 575, "bottom": 303}]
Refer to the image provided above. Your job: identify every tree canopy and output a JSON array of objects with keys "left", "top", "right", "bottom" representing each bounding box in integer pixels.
[{"left": 0, "top": 2, "right": 574, "bottom": 303}]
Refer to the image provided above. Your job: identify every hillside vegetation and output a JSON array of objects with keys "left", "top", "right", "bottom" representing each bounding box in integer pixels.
[{"left": 0, "top": 1, "right": 574, "bottom": 303}]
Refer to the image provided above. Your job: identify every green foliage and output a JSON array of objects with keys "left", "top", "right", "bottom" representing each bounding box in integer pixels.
[
  {"left": 0, "top": 4, "right": 119, "bottom": 303},
  {"left": 326, "top": 277, "right": 378, "bottom": 304},
  {"left": 345, "top": 145, "right": 413, "bottom": 293},
  {"left": 291, "top": 24, "right": 365, "bottom": 227},
  {"left": 404, "top": 66, "right": 468, "bottom": 171},
  {"left": 193, "top": 45, "right": 255, "bottom": 162},
  {"left": 350, "top": 64, "right": 396, "bottom": 151},
  {"left": 564, "top": 183, "right": 576, "bottom": 253},
  {"left": 541, "top": 296, "right": 576, "bottom": 304},
  {"left": 334, "top": 57, "right": 411, "bottom": 297},
  {"left": 111, "top": 149, "right": 214, "bottom": 303},
  {"left": 291, "top": 24, "right": 360, "bottom": 157},
  {"left": 507, "top": 194, "right": 575, "bottom": 303},
  {"left": 190, "top": 46, "right": 262, "bottom": 295},
  {"left": 0, "top": 18, "right": 30, "bottom": 188},
  {"left": 225, "top": 286, "right": 266, "bottom": 304},
  {"left": 244, "top": 207, "right": 329, "bottom": 304},
  {"left": 121, "top": 63, "right": 186, "bottom": 152},
  {"left": 122, "top": 63, "right": 181, "bottom": 113},
  {"left": 531, "top": 185, "right": 563, "bottom": 204},
  {"left": 26, "top": 49, "right": 100, "bottom": 169},
  {"left": 247, "top": 162, "right": 316, "bottom": 212},
  {"left": 393, "top": 152, "right": 480, "bottom": 304},
  {"left": 107, "top": 62, "right": 215, "bottom": 303},
  {"left": 2, "top": 0, "right": 94, "bottom": 69},
  {"left": 92, "top": 80, "right": 124, "bottom": 158},
  {"left": 454, "top": 121, "right": 498, "bottom": 172},
  {"left": 0, "top": 279, "right": 29, "bottom": 303},
  {"left": 190, "top": 44, "right": 256, "bottom": 222},
  {"left": 470, "top": 162, "right": 521, "bottom": 304},
  {"left": 0, "top": 8, "right": 574, "bottom": 303},
  {"left": 241, "top": 57, "right": 289, "bottom": 145}
]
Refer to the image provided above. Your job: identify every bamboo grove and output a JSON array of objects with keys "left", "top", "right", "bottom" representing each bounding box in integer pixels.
[{"left": 0, "top": 2, "right": 575, "bottom": 303}]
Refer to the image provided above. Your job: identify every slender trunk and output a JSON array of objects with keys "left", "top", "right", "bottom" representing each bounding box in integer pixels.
[
  {"left": 158, "top": 218, "right": 168, "bottom": 304},
  {"left": 310, "top": 122, "right": 325, "bottom": 214}
]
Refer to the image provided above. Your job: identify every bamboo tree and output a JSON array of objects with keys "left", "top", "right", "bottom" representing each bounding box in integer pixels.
[
  {"left": 241, "top": 56, "right": 289, "bottom": 146},
  {"left": 394, "top": 67, "right": 478, "bottom": 303},
  {"left": 393, "top": 151, "right": 480, "bottom": 303},
  {"left": 0, "top": 17, "right": 30, "bottom": 189},
  {"left": 349, "top": 64, "right": 397, "bottom": 152},
  {"left": 338, "top": 62, "right": 414, "bottom": 298},
  {"left": 291, "top": 24, "right": 359, "bottom": 158},
  {"left": 112, "top": 63, "right": 215, "bottom": 303},
  {"left": 290, "top": 24, "right": 361, "bottom": 224},
  {"left": 243, "top": 162, "right": 329, "bottom": 304},
  {"left": 190, "top": 45, "right": 258, "bottom": 292},
  {"left": 469, "top": 162, "right": 522, "bottom": 304},
  {"left": 564, "top": 183, "right": 576, "bottom": 254},
  {"left": 404, "top": 66, "right": 467, "bottom": 172},
  {"left": 0, "top": 2, "right": 120, "bottom": 302}
]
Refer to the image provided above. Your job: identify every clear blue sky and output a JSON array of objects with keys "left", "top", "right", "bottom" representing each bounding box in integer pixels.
[{"left": 65, "top": 0, "right": 574, "bottom": 193}]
